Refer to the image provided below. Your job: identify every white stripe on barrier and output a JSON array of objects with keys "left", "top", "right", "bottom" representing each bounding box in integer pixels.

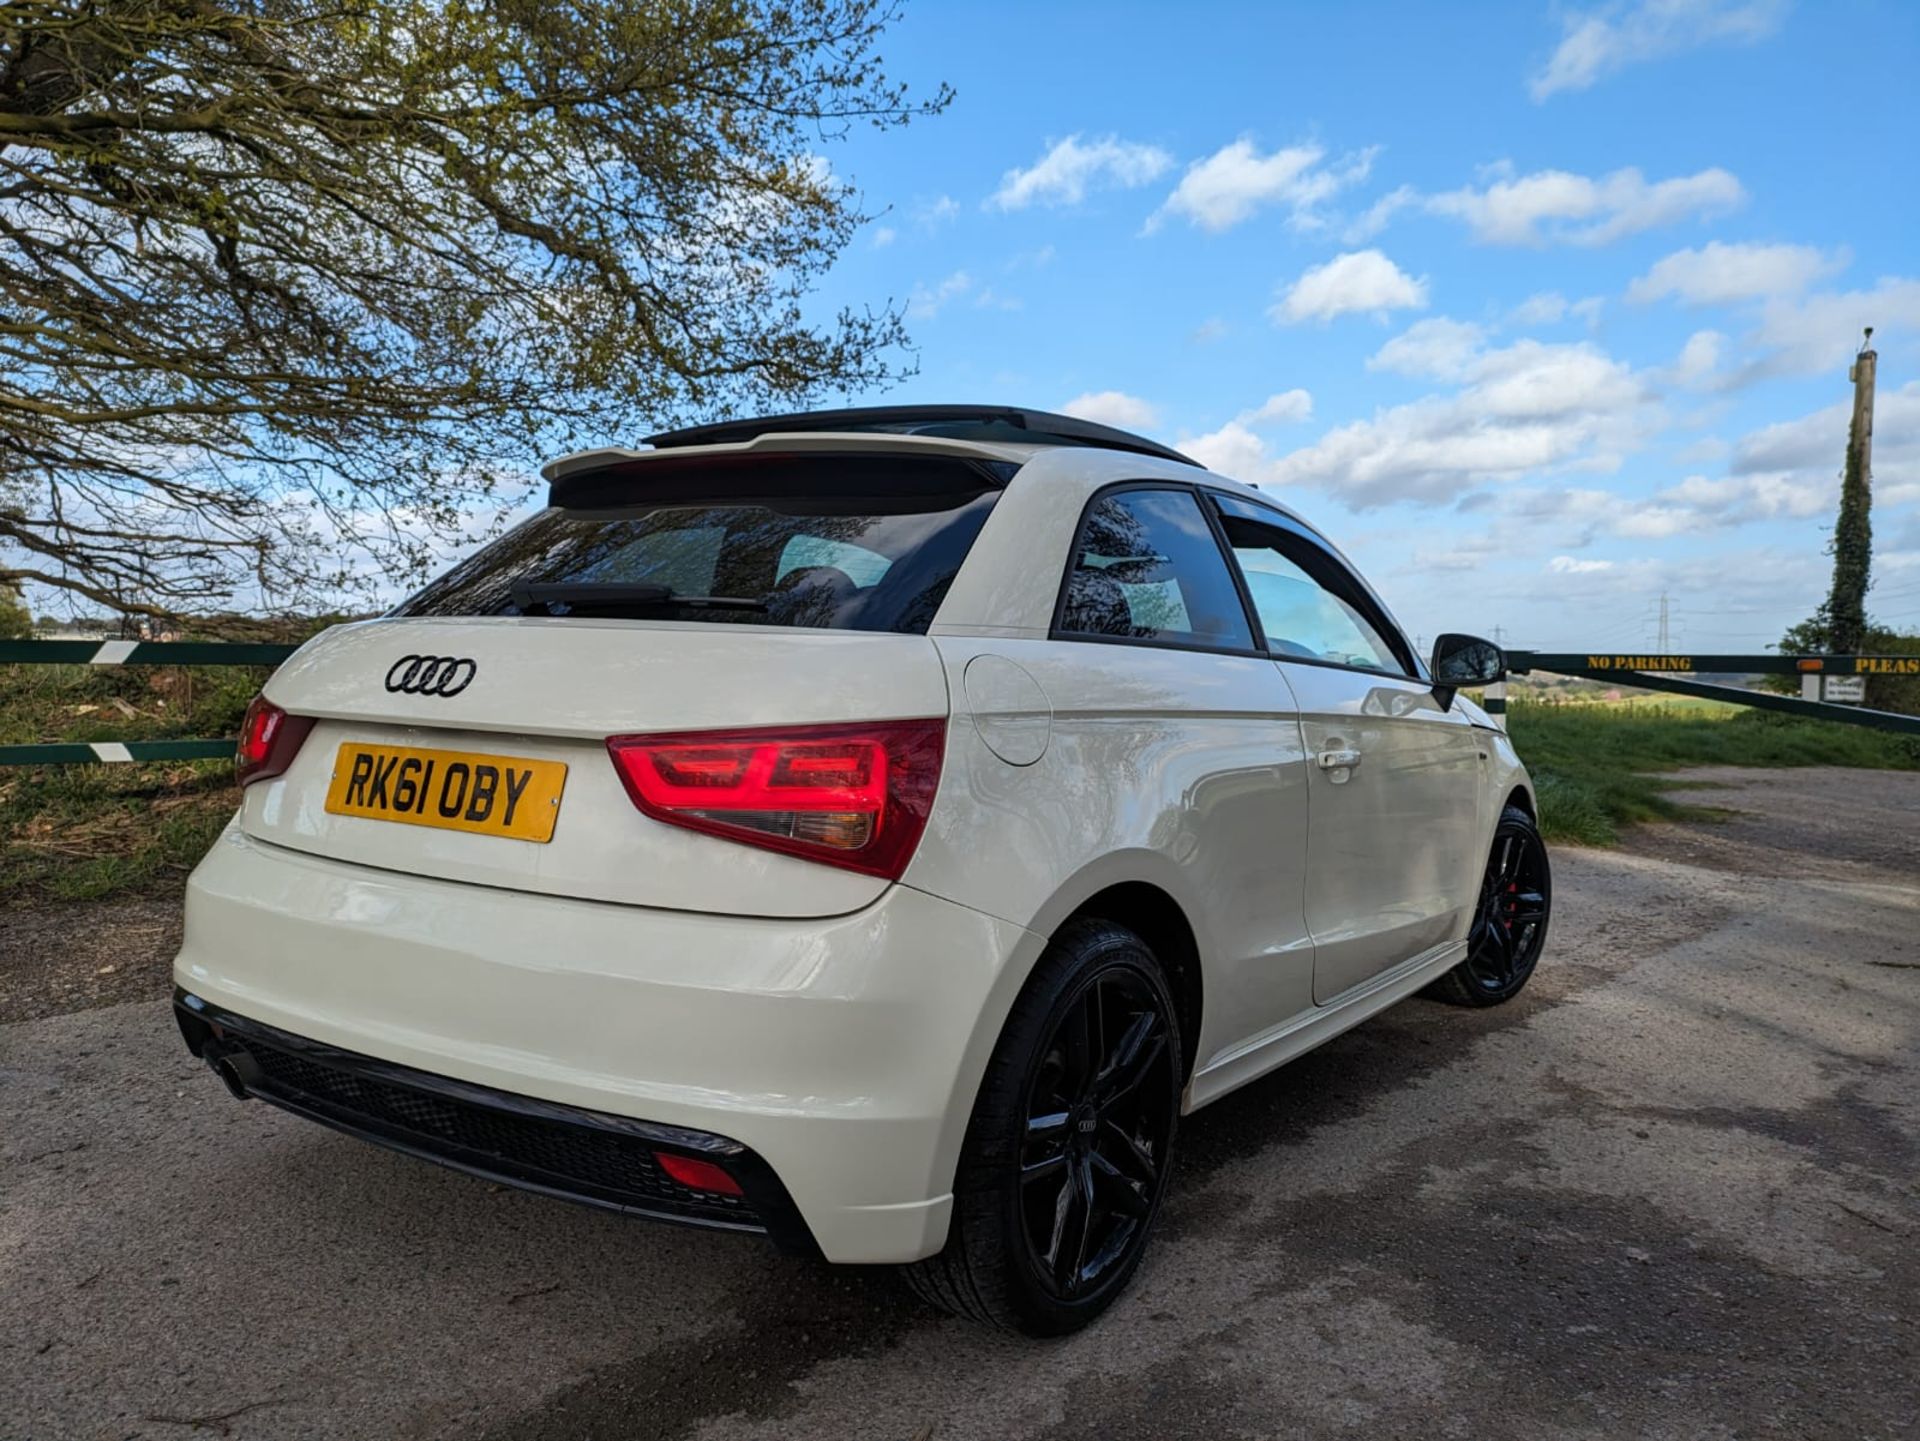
[
  {"left": 89, "top": 742, "right": 135, "bottom": 763},
  {"left": 90, "top": 640, "right": 139, "bottom": 665}
]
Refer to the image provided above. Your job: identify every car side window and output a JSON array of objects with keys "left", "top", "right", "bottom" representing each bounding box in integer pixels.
[
  {"left": 1210, "top": 494, "right": 1412, "bottom": 675},
  {"left": 1059, "top": 489, "right": 1255, "bottom": 651}
]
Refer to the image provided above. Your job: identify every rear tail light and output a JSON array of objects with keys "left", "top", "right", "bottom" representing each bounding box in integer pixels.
[
  {"left": 235, "top": 695, "right": 315, "bottom": 787},
  {"left": 607, "top": 719, "right": 945, "bottom": 879}
]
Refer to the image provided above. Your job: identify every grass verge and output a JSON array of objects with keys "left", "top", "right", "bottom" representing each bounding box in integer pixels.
[
  {"left": 1506, "top": 696, "right": 1920, "bottom": 845},
  {"left": 2, "top": 661, "right": 263, "bottom": 906}
]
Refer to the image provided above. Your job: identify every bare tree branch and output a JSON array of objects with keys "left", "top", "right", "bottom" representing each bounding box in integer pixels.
[{"left": 1, "top": 0, "right": 948, "bottom": 617}]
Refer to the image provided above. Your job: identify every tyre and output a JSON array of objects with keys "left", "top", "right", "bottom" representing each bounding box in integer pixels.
[
  {"left": 903, "top": 919, "right": 1182, "bottom": 1335},
  {"left": 1427, "top": 803, "right": 1552, "bottom": 1007}
]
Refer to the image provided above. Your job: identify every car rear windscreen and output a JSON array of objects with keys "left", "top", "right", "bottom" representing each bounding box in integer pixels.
[{"left": 393, "top": 455, "right": 1003, "bottom": 634}]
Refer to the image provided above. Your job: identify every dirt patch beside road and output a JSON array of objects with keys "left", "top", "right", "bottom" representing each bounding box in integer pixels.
[
  {"left": 2, "top": 768, "right": 1916, "bottom": 1439},
  {"left": 0, "top": 897, "right": 182, "bottom": 1025},
  {"left": 1623, "top": 764, "right": 1920, "bottom": 887}
]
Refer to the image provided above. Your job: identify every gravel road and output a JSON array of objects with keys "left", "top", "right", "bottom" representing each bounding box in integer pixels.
[{"left": 3, "top": 766, "right": 1915, "bottom": 1440}]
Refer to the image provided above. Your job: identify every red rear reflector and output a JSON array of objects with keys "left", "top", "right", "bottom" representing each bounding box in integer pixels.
[
  {"left": 235, "top": 695, "right": 315, "bottom": 787},
  {"left": 654, "top": 1151, "right": 744, "bottom": 1196},
  {"left": 607, "top": 719, "right": 945, "bottom": 879}
]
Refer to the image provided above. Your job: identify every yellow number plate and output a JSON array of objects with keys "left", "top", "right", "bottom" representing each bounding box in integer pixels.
[{"left": 324, "top": 743, "right": 567, "bottom": 843}]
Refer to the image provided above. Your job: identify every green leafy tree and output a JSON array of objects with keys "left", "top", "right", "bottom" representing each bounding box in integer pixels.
[
  {"left": 0, "top": 579, "right": 30, "bottom": 638},
  {"left": 1819, "top": 412, "right": 1874, "bottom": 654},
  {"left": 1777, "top": 616, "right": 1920, "bottom": 716},
  {"left": 1, "top": 0, "right": 947, "bottom": 620}
]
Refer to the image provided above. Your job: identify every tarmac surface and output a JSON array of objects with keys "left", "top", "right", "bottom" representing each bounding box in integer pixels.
[{"left": 2, "top": 766, "right": 1915, "bottom": 1440}]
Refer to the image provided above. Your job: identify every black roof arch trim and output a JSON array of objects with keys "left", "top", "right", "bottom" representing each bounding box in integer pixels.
[{"left": 645, "top": 404, "right": 1203, "bottom": 469}]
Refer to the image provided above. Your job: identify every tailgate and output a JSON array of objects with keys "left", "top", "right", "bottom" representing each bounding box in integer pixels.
[{"left": 242, "top": 617, "right": 951, "bottom": 918}]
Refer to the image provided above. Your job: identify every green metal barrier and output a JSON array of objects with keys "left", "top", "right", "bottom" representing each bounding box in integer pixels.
[
  {"left": 1505, "top": 651, "right": 1920, "bottom": 679},
  {"left": 1500, "top": 651, "right": 1920, "bottom": 737},
  {"left": 0, "top": 638, "right": 301, "bottom": 767},
  {"left": 0, "top": 639, "right": 299, "bottom": 667}
]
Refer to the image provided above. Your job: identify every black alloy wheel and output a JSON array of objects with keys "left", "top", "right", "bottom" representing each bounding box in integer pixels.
[
  {"left": 1429, "top": 804, "right": 1552, "bottom": 1007},
  {"left": 903, "top": 920, "right": 1182, "bottom": 1334},
  {"left": 1017, "top": 966, "right": 1176, "bottom": 1301}
]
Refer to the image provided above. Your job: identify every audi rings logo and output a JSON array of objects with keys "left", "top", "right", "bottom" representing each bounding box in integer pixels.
[{"left": 384, "top": 655, "right": 477, "bottom": 697}]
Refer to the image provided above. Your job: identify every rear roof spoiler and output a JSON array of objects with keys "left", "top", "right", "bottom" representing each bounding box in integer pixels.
[
  {"left": 541, "top": 439, "right": 1021, "bottom": 511},
  {"left": 645, "top": 404, "right": 1201, "bottom": 468}
]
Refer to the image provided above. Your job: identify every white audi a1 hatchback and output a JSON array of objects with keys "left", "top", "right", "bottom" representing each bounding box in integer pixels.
[{"left": 175, "top": 405, "right": 1548, "bottom": 1334}]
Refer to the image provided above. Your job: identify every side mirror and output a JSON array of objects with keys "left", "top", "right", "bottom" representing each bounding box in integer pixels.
[{"left": 1429, "top": 632, "right": 1506, "bottom": 707}]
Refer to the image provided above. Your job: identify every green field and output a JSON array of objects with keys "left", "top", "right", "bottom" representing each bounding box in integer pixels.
[{"left": 1506, "top": 695, "right": 1920, "bottom": 844}]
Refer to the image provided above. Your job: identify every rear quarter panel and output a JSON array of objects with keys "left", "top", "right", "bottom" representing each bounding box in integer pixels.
[{"left": 908, "top": 636, "right": 1316, "bottom": 1080}]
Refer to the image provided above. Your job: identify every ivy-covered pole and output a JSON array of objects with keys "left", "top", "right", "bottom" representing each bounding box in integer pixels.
[{"left": 1823, "top": 333, "right": 1876, "bottom": 654}]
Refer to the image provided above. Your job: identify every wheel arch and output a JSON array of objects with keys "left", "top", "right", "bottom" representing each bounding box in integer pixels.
[
  {"left": 1056, "top": 881, "right": 1205, "bottom": 1088},
  {"left": 926, "top": 858, "right": 1213, "bottom": 1217}
]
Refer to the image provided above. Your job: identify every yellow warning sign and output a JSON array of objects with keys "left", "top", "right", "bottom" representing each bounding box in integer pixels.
[{"left": 1583, "top": 655, "right": 1696, "bottom": 672}]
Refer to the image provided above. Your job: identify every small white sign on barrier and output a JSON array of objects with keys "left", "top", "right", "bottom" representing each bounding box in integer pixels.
[{"left": 1824, "top": 675, "right": 1867, "bottom": 704}]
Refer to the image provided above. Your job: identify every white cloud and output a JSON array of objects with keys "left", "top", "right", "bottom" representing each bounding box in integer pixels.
[
  {"left": 1668, "top": 329, "right": 1727, "bottom": 388},
  {"left": 1184, "top": 422, "right": 1268, "bottom": 477},
  {"left": 1428, "top": 164, "right": 1744, "bottom": 246},
  {"left": 1315, "top": 340, "right": 1650, "bottom": 503},
  {"left": 917, "top": 195, "right": 961, "bottom": 229},
  {"left": 1658, "top": 475, "right": 1746, "bottom": 507},
  {"left": 871, "top": 226, "right": 897, "bottom": 249},
  {"left": 1492, "top": 390, "right": 1901, "bottom": 548},
  {"left": 906, "top": 270, "right": 972, "bottom": 319},
  {"left": 1662, "top": 473, "right": 1825, "bottom": 522},
  {"left": 1531, "top": 0, "right": 1790, "bottom": 101},
  {"left": 1549, "top": 555, "right": 1615, "bottom": 573},
  {"left": 1189, "top": 317, "right": 1229, "bottom": 345},
  {"left": 1627, "top": 240, "right": 1843, "bottom": 305},
  {"left": 1512, "top": 292, "right": 1570, "bottom": 325},
  {"left": 1369, "top": 318, "right": 1488, "bottom": 381},
  {"left": 1504, "top": 293, "right": 1605, "bottom": 333},
  {"left": 988, "top": 135, "right": 1173, "bottom": 211},
  {"left": 1344, "top": 184, "right": 1419, "bottom": 243},
  {"left": 1734, "top": 380, "right": 1920, "bottom": 484},
  {"left": 1183, "top": 391, "right": 1316, "bottom": 470},
  {"left": 1272, "top": 249, "right": 1428, "bottom": 325},
  {"left": 1246, "top": 389, "right": 1314, "bottom": 424},
  {"left": 1413, "top": 534, "right": 1505, "bottom": 572},
  {"left": 1674, "top": 435, "right": 1730, "bottom": 465},
  {"left": 1506, "top": 468, "right": 1825, "bottom": 545},
  {"left": 1150, "top": 139, "right": 1376, "bottom": 233},
  {"left": 1468, "top": 340, "right": 1646, "bottom": 421},
  {"left": 1744, "top": 277, "right": 1920, "bottom": 377},
  {"left": 1060, "top": 390, "right": 1160, "bottom": 430},
  {"left": 1194, "top": 336, "right": 1658, "bottom": 507}
]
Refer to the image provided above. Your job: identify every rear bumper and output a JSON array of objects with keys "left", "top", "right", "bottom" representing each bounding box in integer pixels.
[
  {"left": 175, "top": 991, "right": 818, "bottom": 1251},
  {"left": 173, "top": 822, "right": 1043, "bottom": 1263}
]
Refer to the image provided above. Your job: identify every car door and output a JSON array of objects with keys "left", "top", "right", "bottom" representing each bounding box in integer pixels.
[
  {"left": 1030, "top": 484, "right": 1319, "bottom": 1051},
  {"left": 1207, "top": 492, "right": 1485, "bottom": 1004}
]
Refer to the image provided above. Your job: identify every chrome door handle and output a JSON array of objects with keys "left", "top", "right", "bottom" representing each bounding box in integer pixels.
[{"left": 1317, "top": 748, "right": 1362, "bottom": 770}]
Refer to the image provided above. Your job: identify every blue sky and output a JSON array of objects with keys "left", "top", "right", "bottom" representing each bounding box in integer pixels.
[{"left": 799, "top": 0, "right": 1920, "bottom": 654}]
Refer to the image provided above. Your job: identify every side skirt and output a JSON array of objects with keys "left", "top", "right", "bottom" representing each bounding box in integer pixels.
[{"left": 1184, "top": 939, "right": 1467, "bottom": 1112}]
